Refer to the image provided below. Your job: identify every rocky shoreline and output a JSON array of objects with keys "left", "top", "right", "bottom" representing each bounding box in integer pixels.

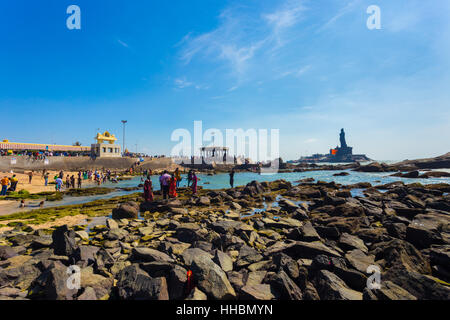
[{"left": 0, "top": 179, "right": 449, "bottom": 300}]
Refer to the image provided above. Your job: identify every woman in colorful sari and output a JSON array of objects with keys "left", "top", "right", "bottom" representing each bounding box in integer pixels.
[
  {"left": 191, "top": 171, "right": 198, "bottom": 195},
  {"left": 174, "top": 168, "right": 181, "bottom": 188},
  {"left": 169, "top": 174, "right": 177, "bottom": 198},
  {"left": 143, "top": 178, "right": 154, "bottom": 202}
]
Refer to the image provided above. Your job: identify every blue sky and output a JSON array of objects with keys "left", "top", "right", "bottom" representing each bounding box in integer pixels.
[{"left": 1, "top": 0, "right": 449, "bottom": 160}]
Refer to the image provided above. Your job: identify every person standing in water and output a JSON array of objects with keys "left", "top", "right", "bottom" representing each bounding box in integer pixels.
[
  {"left": 229, "top": 169, "right": 235, "bottom": 188},
  {"left": 143, "top": 177, "right": 154, "bottom": 202}
]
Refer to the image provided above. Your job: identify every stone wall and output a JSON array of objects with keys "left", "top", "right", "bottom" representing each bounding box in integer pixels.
[{"left": 0, "top": 156, "right": 173, "bottom": 172}]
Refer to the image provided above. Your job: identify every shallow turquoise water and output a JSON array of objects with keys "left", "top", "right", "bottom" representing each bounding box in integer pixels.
[
  {"left": 4, "top": 170, "right": 449, "bottom": 215},
  {"left": 116, "top": 169, "right": 450, "bottom": 191}
]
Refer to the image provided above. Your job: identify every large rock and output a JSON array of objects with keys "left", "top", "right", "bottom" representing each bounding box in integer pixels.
[
  {"left": 131, "top": 247, "right": 175, "bottom": 263},
  {"left": 235, "top": 245, "right": 263, "bottom": 268},
  {"left": 117, "top": 265, "right": 169, "bottom": 300},
  {"left": 176, "top": 223, "right": 201, "bottom": 243},
  {"left": 263, "top": 271, "right": 302, "bottom": 300},
  {"left": 313, "top": 270, "right": 363, "bottom": 300},
  {"left": 182, "top": 248, "right": 213, "bottom": 265},
  {"left": 278, "top": 199, "right": 299, "bottom": 213},
  {"left": 345, "top": 249, "right": 376, "bottom": 274},
  {"left": 282, "top": 241, "right": 341, "bottom": 259},
  {"left": 311, "top": 255, "right": 367, "bottom": 291},
  {"left": 333, "top": 202, "right": 365, "bottom": 217},
  {"left": 168, "top": 265, "right": 188, "bottom": 300},
  {"left": 105, "top": 228, "right": 129, "bottom": 241},
  {"left": 211, "top": 220, "right": 242, "bottom": 234},
  {"left": 405, "top": 212, "right": 447, "bottom": 248},
  {"left": 80, "top": 267, "right": 113, "bottom": 299},
  {"left": 383, "top": 268, "right": 450, "bottom": 300},
  {"left": 112, "top": 202, "right": 139, "bottom": 219},
  {"left": 189, "top": 254, "right": 236, "bottom": 300},
  {"left": 52, "top": 225, "right": 80, "bottom": 260},
  {"left": 186, "top": 288, "right": 208, "bottom": 300},
  {"left": 372, "top": 239, "right": 431, "bottom": 275},
  {"left": 338, "top": 233, "right": 368, "bottom": 253},
  {"left": 0, "top": 246, "right": 18, "bottom": 260},
  {"left": 213, "top": 250, "right": 233, "bottom": 273},
  {"left": 0, "top": 256, "right": 41, "bottom": 291},
  {"left": 299, "top": 222, "right": 321, "bottom": 242},
  {"left": 39, "top": 264, "right": 79, "bottom": 300},
  {"left": 240, "top": 284, "right": 275, "bottom": 300},
  {"left": 363, "top": 281, "right": 417, "bottom": 300}
]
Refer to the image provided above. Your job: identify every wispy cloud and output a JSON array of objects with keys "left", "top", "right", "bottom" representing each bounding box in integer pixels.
[
  {"left": 316, "top": 0, "right": 360, "bottom": 33},
  {"left": 174, "top": 78, "right": 193, "bottom": 89},
  {"left": 278, "top": 64, "right": 311, "bottom": 78},
  {"left": 117, "top": 39, "right": 129, "bottom": 48},
  {"left": 179, "top": 1, "right": 305, "bottom": 79},
  {"left": 263, "top": 0, "right": 305, "bottom": 47},
  {"left": 174, "top": 77, "right": 209, "bottom": 90}
]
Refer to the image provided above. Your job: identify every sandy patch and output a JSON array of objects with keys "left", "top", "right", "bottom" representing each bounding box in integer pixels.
[
  {"left": 0, "top": 170, "right": 97, "bottom": 194},
  {"left": 0, "top": 214, "right": 88, "bottom": 234}
]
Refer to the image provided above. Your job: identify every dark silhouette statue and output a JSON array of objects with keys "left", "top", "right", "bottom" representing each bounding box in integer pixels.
[{"left": 340, "top": 128, "right": 347, "bottom": 148}]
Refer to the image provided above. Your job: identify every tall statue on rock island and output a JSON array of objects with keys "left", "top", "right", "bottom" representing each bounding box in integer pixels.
[{"left": 340, "top": 128, "right": 347, "bottom": 148}]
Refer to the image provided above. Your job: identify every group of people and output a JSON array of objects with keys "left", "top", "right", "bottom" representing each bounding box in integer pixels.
[
  {"left": 142, "top": 168, "right": 199, "bottom": 203},
  {"left": 1, "top": 174, "right": 19, "bottom": 195}
]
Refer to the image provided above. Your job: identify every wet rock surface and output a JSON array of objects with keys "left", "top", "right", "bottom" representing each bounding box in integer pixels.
[{"left": 0, "top": 179, "right": 449, "bottom": 300}]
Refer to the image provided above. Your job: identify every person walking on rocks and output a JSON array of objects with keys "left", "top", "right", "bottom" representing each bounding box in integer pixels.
[
  {"left": 191, "top": 171, "right": 198, "bottom": 195},
  {"left": 169, "top": 173, "right": 177, "bottom": 198},
  {"left": 160, "top": 170, "right": 171, "bottom": 200},
  {"left": 174, "top": 168, "right": 181, "bottom": 188},
  {"left": 55, "top": 177, "right": 63, "bottom": 192},
  {"left": 143, "top": 177, "right": 154, "bottom": 202},
  {"left": 229, "top": 169, "right": 235, "bottom": 188}
]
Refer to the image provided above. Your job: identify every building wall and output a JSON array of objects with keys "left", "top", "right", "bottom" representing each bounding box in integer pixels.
[{"left": 91, "top": 143, "right": 121, "bottom": 158}]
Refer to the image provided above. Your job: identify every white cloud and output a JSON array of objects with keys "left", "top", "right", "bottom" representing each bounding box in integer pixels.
[
  {"left": 174, "top": 78, "right": 193, "bottom": 88},
  {"left": 263, "top": 0, "right": 305, "bottom": 46},
  {"left": 316, "top": 0, "right": 361, "bottom": 33},
  {"left": 117, "top": 39, "right": 129, "bottom": 48},
  {"left": 179, "top": 1, "right": 305, "bottom": 79},
  {"left": 174, "top": 77, "right": 208, "bottom": 90}
]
